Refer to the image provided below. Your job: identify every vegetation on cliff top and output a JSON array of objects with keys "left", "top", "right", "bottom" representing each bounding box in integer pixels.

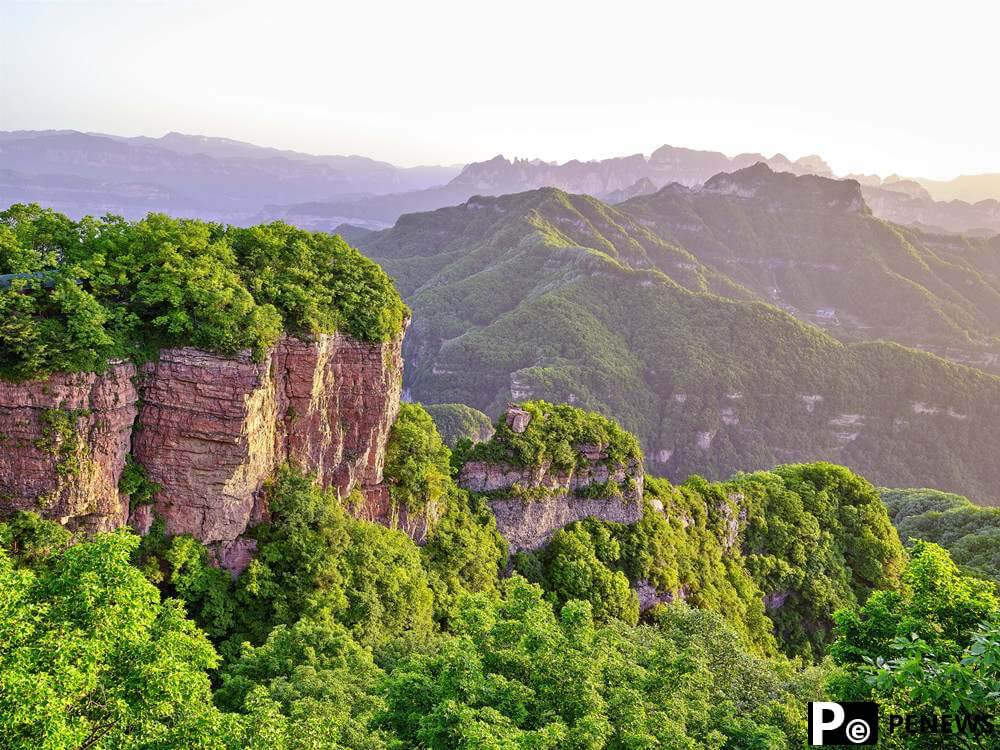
[
  {"left": 515, "top": 462, "right": 906, "bottom": 660},
  {"left": 882, "top": 487, "right": 1000, "bottom": 583},
  {"left": 465, "top": 400, "right": 643, "bottom": 471},
  {"left": 0, "top": 204, "right": 408, "bottom": 380}
]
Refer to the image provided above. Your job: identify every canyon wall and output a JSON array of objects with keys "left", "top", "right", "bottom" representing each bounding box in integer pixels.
[{"left": 0, "top": 328, "right": 405, "bottom": 569}]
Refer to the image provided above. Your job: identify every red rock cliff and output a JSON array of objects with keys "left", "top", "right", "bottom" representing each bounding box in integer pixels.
[
  {"left": 0, "top": 327, "right": 405, "bottom": 568},
  {"left": 0, "top": 362, "right": 137, "bottom": 532},
  {"left": 133, "top": 330, "right": 405, "bottom": 544}
]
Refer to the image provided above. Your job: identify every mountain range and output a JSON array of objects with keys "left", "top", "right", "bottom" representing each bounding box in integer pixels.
[
  {"left": 354, "top": 166, "right": 1000, "bottom": 502},
  {"left": 6, "top": 130, "right": 1000, "bottom": 238},
  {"left": 259, "top": 147, "right": 834, "bottom": 229},
  {"left": 265, "top": 148, "right": 1000, "bottom": 237},
  {"left": 0, "top": 130, "right": 459, "bottom": 222}
]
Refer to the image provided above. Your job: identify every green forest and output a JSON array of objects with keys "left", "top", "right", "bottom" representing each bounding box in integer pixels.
[
  {"left": 2, "top": 403, "right": 997, "bottom": 749},
  {"left": 0, "top": 204, "right": 408, "bottom": 380},
  {"left": 357, "top": 187, "right": 1000, "bottom": 503}
]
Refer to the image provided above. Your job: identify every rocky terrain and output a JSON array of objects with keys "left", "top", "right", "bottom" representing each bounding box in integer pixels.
[
  {"left": 458, "top": 407, "right": 643, "bottom": 551},
  {"left": 0, "top": 329, "right": 406, "bottom": 571}
]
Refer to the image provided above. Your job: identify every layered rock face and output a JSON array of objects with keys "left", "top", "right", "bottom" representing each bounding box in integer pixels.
[
  {"left": 0, "top": 328, "right": 405, "bottom": 569},
  {"left": 459, "top": 448, "right": 643, "bottom": 552},
  {"left": 0, "top": 362, "right": 137, "bottom": 532},
  {"left": 134, "top": 330, "right": 405, "bottom": 545}
]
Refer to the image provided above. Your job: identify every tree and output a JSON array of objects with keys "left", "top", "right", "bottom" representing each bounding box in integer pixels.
[
  {"left": 830, "top": 542, "right": 999, "bottom": 748},
  {"left": 0, "top": 532, "right": 231, "bottom": 749}
]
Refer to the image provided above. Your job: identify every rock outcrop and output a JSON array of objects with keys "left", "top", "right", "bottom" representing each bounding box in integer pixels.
[
  {"left": 459, "top": 442, "right": 643, "bottom": 552},
  {"left": 0, "top": 362, "right": 137, "bottom": 532},
  {"left": 0, "top": 327, "right": 406, "bottom": 571},
  {"left": 135, "top": 331, "right": 404, "bottom": 545}
]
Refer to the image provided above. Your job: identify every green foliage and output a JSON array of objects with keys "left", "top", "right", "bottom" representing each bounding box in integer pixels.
[
  {"left": 516, "top": 463, "right": 904, "bottom": 660},
  {"left": 423, "top": 402, "right": 494, "bottom": 447},
  {"left": 736, "top": 463, "right": 906, "bottom": 660},
  {"left": 467, "top": 400, "right": 643, "bottom": 472},
  {"left": 34, "top": 407, "right": 91, "bottom": 477},
  {"left": 163, "top": 535, "right": 237, "bottom": 640},
  {"left": 420, "top": 492, "right": 506, "bottom": 625},
  {"left": 383, "top": 403, "right": 453, "bottom": 517},
  {"left": 216, "top": 616, "right": 391, "bottom": 749},
  {"left": 0, "top": 204, "right": 407, "bottom": 380},
  {"left": 0, "top": 510, "right": 72, "bottom": 568},
  {"left": 378, "top": 576, "right": 819, "bottom": 749},
  {"left": 231, "top": 467, "right": 434, "bottom": 648},
  {"left": 359, "top": 187, "right": 1000, "bottom": 503},
  {"left": 118, "top": 454, "right": 160, "bottom": 510},
  {"left": 516, "top": 520, "right": 639, "bottom": 625},
  {"left": 882, "top": 487, "right": 1000, "bottom": 583},
  {"left": 0, "top": 532, "right": 230, "bottom": 749},
  {"left": 829, "top": 542, "right": 999, "bottom": 747}
]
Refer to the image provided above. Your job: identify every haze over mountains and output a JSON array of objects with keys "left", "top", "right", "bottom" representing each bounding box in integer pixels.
[
  {"left": 5, "top": 129, "right": 1000, "bottom": 236},
  {"left": 4, "top": 127, "right": 1000, "bottom": 499},
  {"left": 0, "top": 130, "right": 459, "bottom": 222}
]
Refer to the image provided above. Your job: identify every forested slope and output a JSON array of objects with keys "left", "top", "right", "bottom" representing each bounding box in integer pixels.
[{"left": 358, "top": 189, "right": 1000, "bottom": 501}]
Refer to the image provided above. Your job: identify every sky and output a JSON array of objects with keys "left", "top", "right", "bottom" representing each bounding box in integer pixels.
[{"left": 1, "top": 0, "right": 997, "bottom": 179}]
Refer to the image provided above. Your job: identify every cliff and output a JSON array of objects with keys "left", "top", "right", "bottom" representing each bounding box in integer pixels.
[
  {"left": 0, "top": 362, "right": 137, "bottom": 532},
  {"left": 458, "top": 404, "right": 644, "bottom": 552},
  {"left": 0, "top": 327, "right": 406, "bottom": 570}
]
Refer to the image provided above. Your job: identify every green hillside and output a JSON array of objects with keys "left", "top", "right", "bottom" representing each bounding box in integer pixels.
[
  {"left": 620, "top": 164, "right": 1000, "bottom": 355},
  {"left": 882, "top": 487, "right": 1000, "bottom": 582},
  {"left": 358, "top": 187, "right": 1000, "bottom": 502}
]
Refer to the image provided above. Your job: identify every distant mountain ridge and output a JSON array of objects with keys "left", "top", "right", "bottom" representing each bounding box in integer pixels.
[
  {"left": 619, "top": 164, "right": 1000, "bottom": 362},
  {"left": 0, "top": 130, "right": 460, "bottom": 221},
  {"left": 4, "top": 129, "right": 999, "bottom": 238},
  {"left": 268, "top": 147, "right": 1000, "bottom": 238},
  {"left": 261, "top": 145, "right": 835, "bottom": 229}
]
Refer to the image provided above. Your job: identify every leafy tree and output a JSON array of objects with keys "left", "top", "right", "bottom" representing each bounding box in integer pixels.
[
  {"left": 383, "top": 402, "right": 453, "bottom": 518},
  {"left": 467, "top": 400, "right": 643, "bottom": 472},
  {"left": 829, "top": 542, "right": 999, "bottom": 748},
  {"left": 0, "top": 532, "right": 231, "bottom": 749},
  {"left": 379, "top": 576, "right": 818, "bottom": 749},
  {"left": 231, "top": 467, "right": 434, "bottom": 648},
  {"left": 0, "top": 205, "right": 408, "bottom": 381},
  {"left": 737, "top": 463, "right": 906, "bottom": 659},
  {"left": 0, "top": 510, "right": 73, "bottom": 568},
  {"left": 216, "top": 616, "right": 389, "bottom": 750},
  {"left": 516, "top": 520, "right": 639, "bottom": 625},
  {"left": 420, "top": 492, "right": 506, "bottom": 625}
]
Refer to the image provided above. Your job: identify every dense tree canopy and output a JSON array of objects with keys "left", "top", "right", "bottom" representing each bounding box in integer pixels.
[
  {"left": 0, "top": 204, "right": 408, "bottom": 380},
  {"left": 830, "top": 542, "right": 999, "bottom": 748},
  {"left": 882, "top": 487, "right": 1000, "bottom": 583}
]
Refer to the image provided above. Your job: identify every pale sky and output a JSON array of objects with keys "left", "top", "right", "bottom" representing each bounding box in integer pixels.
[{"left": 1, "top": 0, "right": 997, "bottom": 179}]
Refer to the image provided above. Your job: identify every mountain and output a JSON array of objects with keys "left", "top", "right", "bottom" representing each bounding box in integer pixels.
[
  {"left": 355, "top": 182, "right": 1000, "bottom": 502},
  {"left": 260, "top": 146, "right": 834, "bottom": 229},
  {"left": 0, "top": 130, "right": 459, "bottom": 222},
  {"left": 910, "top": 173, "right": 1000, "bottom": 203},
  {"left": 860, "top": 183, "right": 1000, "bottom": 236},
  {"left": 619, "top": 164, "right": 1000, "bottom": 364}
]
